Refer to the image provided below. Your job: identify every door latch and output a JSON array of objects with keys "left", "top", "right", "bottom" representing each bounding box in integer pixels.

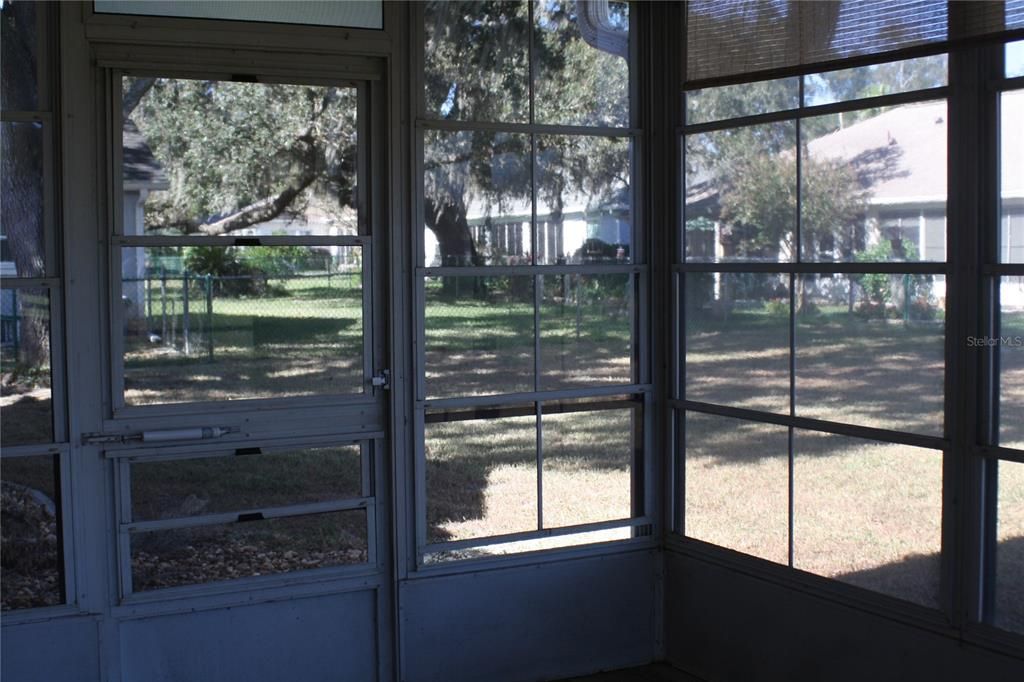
[{"left": 371, "top": 369, "right": 391, "bottom": 390}]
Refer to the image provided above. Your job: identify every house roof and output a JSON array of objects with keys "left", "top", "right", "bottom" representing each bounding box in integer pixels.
[
  {"left": 123, "top": 119, "right": 170, "bottom": 191},
  {"left": 688, "top": 89, "right": 1024, "bottom": 210},
  {"left": 809, "top": 89, "right": 1023, "bottom": 205}
]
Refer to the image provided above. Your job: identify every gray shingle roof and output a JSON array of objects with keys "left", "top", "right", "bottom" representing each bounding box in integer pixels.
[
  {"left": 122, "top": 119, "right": 169, "bottom": 191},
  {"left": 807, "top": 90, "right": 1023, "bottom": 204}
]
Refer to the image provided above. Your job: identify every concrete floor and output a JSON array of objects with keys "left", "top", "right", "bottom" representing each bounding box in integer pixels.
[{"left": 561, "top": 663, "right": 705, "bottom": 682}]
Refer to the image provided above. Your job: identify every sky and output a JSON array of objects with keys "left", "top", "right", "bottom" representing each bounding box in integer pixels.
[{"left": 1008, "top": 40, "right": 1024, "bottom": 77}]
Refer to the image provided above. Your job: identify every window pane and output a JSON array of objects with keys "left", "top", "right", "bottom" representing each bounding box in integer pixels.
[
  {"left": 540, "top": 274, "right": 632, "bottom": 390},
  {"left": 802, "top": 101, "right": 947, "bottom": 262},
  {"left": 423, "top": 1, "right": 529, "bottom": 123},
  {"left": 535, "top": 135, "right": 632, "bottom": 265},
  {"left": 131, "top": 445, "right": 362, "bottom": 522},
  {"left": 121, "top": 246, "right": 364, "bottom": 406},
  {"left": 793, "top": 430, "right": 941, "bottom": 608},
  {"left": 686, "top": 77, "right": 799, "bottom": 126},
  {"left": 685, "top": 272, "right": 790, "bottom": 414},
  {"left": 534, "top": 1, "right": 629, "bottom": 127},
  {"left": 995, "top": 460, "right": 1024, "bottom": 634},
  {"left": 124, "top": 78, "right": 358, "bottom": 238},
  {"left": 423, "top": 129, "right": 531, "bottom": 266},
  {"left": 685, "top": 121, "right": 796, "bottom": 262},
  {"left": 130, "top": 509, "right": 367, "bottom": 592},
  {"left": 1001, "top": 278, "right": 1024, "bottom": 450},
  {"left": 1007, "top": 40, "right": 1024, "bottom": 78},
  {"left": 795, "top": 274, "right": 945, "bottom": 434},
  {"left": 0, "top": 0, "right": 38, "bottom": 112},
  {"left": 425, "top": 411, "right": 537, "bottom": 543},
  {"left": 1001, "top": 90, "right": 1023, "bottom": 264},
  {"left": 1, "top": 122, "right": 46, "bottom": 278},
  {"left": 1, "top": 454, "right": 63, "bottom": 610},
  {"left": 95, "top": 0, "right": 382, "bottom": 29},
  {"left": 542, "top": 405, "right": 633, "bottom": 528},
  {"left": 684, "top": 412, "right": 789, "bottom": 565},
  {"left": 1, "top": 287, "right": 53, "bottom": 445},
  {"left": 425, "top": 275, "right": 534, "bottom": 398},
  {"left": 804, "top": 55, "right": 947, "bottom": 107}
]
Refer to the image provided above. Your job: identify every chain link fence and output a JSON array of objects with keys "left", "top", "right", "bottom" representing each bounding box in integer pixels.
[{"left": 123, "top": 267, "right": 362, "bottom": 361}]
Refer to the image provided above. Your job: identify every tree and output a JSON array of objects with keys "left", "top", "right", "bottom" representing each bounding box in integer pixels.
[
  {"left": 120, "top": 2, "right": 631, "bottom": 281},
  {"left": 127, "top": 78, "right": 357, "bottom": 236},
  {"left": 1, "top": 1, "right": 49, "bottom": 376},
  {"left": 423, "top": 1, "right": 630, "bottom": 269}
]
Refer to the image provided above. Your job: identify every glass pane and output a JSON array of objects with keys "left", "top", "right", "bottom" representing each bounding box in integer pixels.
[
  {"left": 535, "top": 135, "right": 632, "bottom": 265},
  {"left": 1007, "top": 40, "right": 1024, "bottom": 78},
  {"left": 130, "top": 509, "right": 367, "bottom": 592},
  {"left": 793, "top": 430, "right": 941, "bottom": 608},
  {"left": 0, "top": 0, "right": 38, "bottom": 112},
  {"left": 686, "top": 77, "right": 799, "bottom": 125},
  {"left": 423, "top": 1, "right": 529, "bottom": 123},
  {"left": 1, "top": 287, "right": 53, "bottom": 445},
  {"left": 425, "top": 411, "right": 537, "bottom": 544},
  {"left": 95, "top": 1, "right": 382, "bottom": 29},
  {"left": 802, "top": 101, "right": 947, "bottom": 262},
  {"left": 1001, "top": 90, "right": 1024, "bottom": 264},
  {"left": 995, "top": 460, "right": 1024, "bottom": 634},
  {"left": 685, "top": 272, "right": 790, "bottom": 414},
  {"left": 423, "top": 526, "right": 632, "bottom": 563},
  {"left": 795, "top": 274, "right": 945, "bottom": 434},
  {"left": 684, "top": 412, "right": 789, "bottom": 565},
  {"left": 424, "top": 275, "right": 534, "bottom": 398},
  {"left": 124, "top": 78, "right": 358, "bottom": 237},
  {"left": 121, "top": 245, "right": 364, "bottom": 406},
  {"left": 685, "top": 121, "right": 796, "bottom": 262},
  {"left": 804, "top": 55, "right": 947, "bottom": 107},
  {"left": 540, "top": 274, "right": 632, "bottom": 390},
  {"left": 1, "top": 454, "right": 63, "bottom": 610},
  {"left": 423, "top": 129, "right": 531, "bottom": 266},
  {"left": 1001, "top": 278, "right": 1024, "bottom": 450},
  {"left": 0, "top": 122, "right": 46, "bottom": 278},
  {"left": 542, "top": 406, "right": 633, "bottom": 528},
  {"left": 131, "top": 445, "right": 362, "bottom": 521},
  {"left": 534, "top": 1, "right": 630, "bottom": 127}
]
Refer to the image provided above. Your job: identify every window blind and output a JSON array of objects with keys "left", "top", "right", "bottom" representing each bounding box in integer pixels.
[{"left": 686, "top": 0, "right": 1024, "bottom": 84}]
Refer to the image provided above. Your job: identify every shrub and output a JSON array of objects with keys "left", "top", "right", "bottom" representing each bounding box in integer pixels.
[
  {"left": 183, "top": 245, "right": 267, "bottom": 297},
  {"left": 764, "top": 297, "right": 788, "bottom": 318}
]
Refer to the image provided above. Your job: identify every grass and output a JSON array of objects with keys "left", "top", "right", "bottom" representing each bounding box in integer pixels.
[
  {"left": 123, "top": 273, "right": 363, "bottom": 404},
  {"left": 425, "top": 409, "right": 634, "bottom": 546},
  {"left": 425, "top": 275, "right": 633, "bottom": 397},
  {"left": 2, "top": 277, "right": 1021, "bottom": 630}
]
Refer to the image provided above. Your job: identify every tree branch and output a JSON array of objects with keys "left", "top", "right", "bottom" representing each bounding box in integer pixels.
[{"left": 123, "top": 77, "right": 157, "bottom": 119}]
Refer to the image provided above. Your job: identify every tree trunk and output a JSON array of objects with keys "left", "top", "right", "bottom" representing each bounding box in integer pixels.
[
  {"left": 1, "top": 88, "right": 49, "bottom": 373},
  {"left": 424, "top": 197, "right": 483, "bottom": 299}
]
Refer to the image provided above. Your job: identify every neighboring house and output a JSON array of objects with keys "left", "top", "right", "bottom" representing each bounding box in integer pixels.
[
  {"left": 684, "top": 91, "right": 1024, "bottom": 308},
  {"left": 424, "top": 191, "right": 632, "bottom": 267},
  {"left": 122, "top": 119, "right": 170, "bottom": 318},
  {"left": 230, "top": 198, "right": 361, "bottom": 269}
]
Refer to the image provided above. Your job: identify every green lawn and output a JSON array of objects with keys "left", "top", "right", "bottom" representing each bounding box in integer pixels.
[
  {"left": 3, "top": 275, "right": 1021, "bottom": 631},
  {"left": 123, "top": 273, "right": 364, "bottom": 404}
]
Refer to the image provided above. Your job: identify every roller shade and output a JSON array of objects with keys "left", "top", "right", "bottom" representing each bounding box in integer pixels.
[{"left": 686, "top": 0, "right": 1024, "bottom": 84}]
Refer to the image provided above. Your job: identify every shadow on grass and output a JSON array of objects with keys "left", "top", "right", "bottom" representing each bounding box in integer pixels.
[
  {"left": 0, "top": 392, "right": 53, "bottom": 446},
  {"left": 133, "top": 313, "right": 361, "bottom": 353},
  {"left": 686, "top": 310, "right": 960, "bottom": 458},
  {"left": 835, "top": 535, "right": 1024, "bottom": 635},
  {"left": 425, "top": 408, "right": 634, "bottom": 543}
]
